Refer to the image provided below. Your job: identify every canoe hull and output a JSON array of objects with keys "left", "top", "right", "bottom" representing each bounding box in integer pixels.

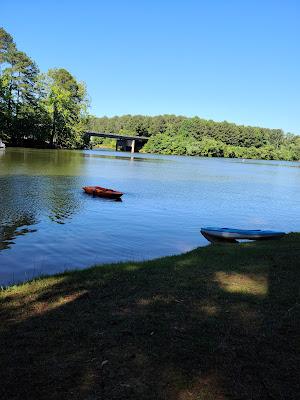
[
  {"left": 201, "top": 227, "right": 286, "bottom": 242},
  {"left": 83, "top": 186, "right": 123, "bottom": 199},
  {"left": 201, "top": 231, "right": 238, "bottom": 243}
]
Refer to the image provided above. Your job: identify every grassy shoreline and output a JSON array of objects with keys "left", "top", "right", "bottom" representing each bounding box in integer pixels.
[{"left": 1, "top": 234, "right": 299, "bottom": 399}]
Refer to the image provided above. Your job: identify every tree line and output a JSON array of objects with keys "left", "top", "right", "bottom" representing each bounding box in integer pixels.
[
  {"left": 89, "top": 115, "right": 300, "bottom": 161},
  {"left": 0, "top": 27, "right": 88, "bottom": 148}
]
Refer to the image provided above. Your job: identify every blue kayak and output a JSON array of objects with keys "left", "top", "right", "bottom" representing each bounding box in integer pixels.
[{"left": 201, "top": 227, "right": 286, "bottom": 242}]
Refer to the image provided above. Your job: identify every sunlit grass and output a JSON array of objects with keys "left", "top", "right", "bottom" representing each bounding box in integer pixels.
[{"left": 215, "top": 271, "right": 268, "bottom": 297}]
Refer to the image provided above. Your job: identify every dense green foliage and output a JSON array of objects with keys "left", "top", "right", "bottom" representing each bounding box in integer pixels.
[
  {"left": 0, "top": 27, "right": 88, "bottom": 148},
  {"left": 89, "top": 115, "right": 300, "bottom": 160}
]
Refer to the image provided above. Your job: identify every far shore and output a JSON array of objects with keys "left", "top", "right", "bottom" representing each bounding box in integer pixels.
[{"left": 3, "top": 144, "right": 300, "bottom": 164}]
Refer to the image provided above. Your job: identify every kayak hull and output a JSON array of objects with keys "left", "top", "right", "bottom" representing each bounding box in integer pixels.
[
  {"left": 201, "top": 227, "right": 286, "bottom": 242},
  {"left": 83, "top": 186, "right": 123, "bottom": 199}
]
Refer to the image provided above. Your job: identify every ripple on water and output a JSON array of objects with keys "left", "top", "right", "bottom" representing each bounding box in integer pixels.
[{"left": 1, "top": 148, "right": 300, "bottom": 285}]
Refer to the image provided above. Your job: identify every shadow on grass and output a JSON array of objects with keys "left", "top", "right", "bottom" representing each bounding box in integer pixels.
[{"left": 0, "top": 235, "right": 299, "bottom": 399}]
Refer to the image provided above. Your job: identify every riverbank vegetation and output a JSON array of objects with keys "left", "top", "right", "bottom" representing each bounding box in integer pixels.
[
  {"left": 90, "top": 115, "right": 300, "bottom": 161},
  {"left": 0, "top": 27, "right": 88, "bottom": 148},
  {"left": 1, "top": 234, "right": 299, "bottom": 399}
]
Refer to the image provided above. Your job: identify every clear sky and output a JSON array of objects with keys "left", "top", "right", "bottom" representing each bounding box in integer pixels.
[{"left": 2, "top": 0, "right": 300, "bottom": 133}]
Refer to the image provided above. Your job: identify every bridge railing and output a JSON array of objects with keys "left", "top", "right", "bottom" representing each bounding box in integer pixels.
[{"left": 85, "top": 131, "right": 149, "bottom": 141}]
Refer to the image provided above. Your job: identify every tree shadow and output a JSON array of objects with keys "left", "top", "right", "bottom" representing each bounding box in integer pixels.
[{"left": 0, "top": 238, "right": 299, "bottom": 399}]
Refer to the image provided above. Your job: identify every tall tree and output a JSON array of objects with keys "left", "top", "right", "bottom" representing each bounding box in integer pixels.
[
  {"left": 42, "top": 68, "right": 89, "bottom": 147},
  {"left": 0, "top": 28, "right": 15, "bottom": 139},
  {"left": 0, "top": 27, "right": 39, "bottom": 142}
]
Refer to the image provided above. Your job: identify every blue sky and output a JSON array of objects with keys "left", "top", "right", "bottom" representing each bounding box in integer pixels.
[{"left": 2, "top": 0, "right": 300, "bottom": 133}]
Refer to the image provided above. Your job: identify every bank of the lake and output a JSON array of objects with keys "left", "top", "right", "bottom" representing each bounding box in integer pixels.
[{"left": 1, "top": 234, "right": 299, "bottom": 400}]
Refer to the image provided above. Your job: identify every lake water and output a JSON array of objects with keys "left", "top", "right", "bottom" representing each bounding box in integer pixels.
[{"left": 1, "top": 147, "right": 300, "bottom": 285}]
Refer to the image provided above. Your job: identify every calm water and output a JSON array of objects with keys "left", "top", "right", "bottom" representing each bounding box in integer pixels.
[{"left": 1, "top": 147, "right": 300, "bottom": 285}]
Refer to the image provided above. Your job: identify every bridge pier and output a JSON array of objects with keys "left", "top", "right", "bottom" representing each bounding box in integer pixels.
[
  {"left": 83, "top": 132, "right": 91, "bottom": 148},
  {"left": 116, "top": 138, "right": 139, "bottom": 152},
  {"left": 131, "top": 139, "right": 135, "bottom": 153}
]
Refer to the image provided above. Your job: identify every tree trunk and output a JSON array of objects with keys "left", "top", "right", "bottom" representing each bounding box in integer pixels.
[{"left": 50, "top": 103, "right": 57, "bottom": 147}]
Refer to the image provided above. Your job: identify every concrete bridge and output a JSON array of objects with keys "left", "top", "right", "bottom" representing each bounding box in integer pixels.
[{"left": 84, "top": 131, "right": 149, "bottom": 153}]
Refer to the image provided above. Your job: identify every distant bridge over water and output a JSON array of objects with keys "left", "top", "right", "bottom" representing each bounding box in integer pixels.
[{"left": 84, "top": 131, "right": 149, "bottom": 153}]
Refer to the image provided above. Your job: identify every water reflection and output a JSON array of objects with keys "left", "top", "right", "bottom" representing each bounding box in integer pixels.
[
  {"left": 0, "top": 214, "right": 37, "bottom": 251},
  {"left": 83, "top": 151, "right": 170, "bottom": 163},
  {"left": 44, "top": 177, "right": 83, "bottom": 224},
  {"left": 1, "top": 147, "right": 300, "bottom": 286},
  {"left": 0, "top": 149, "right": 86, "bottom": 251},
  {"left": 0, "top": 148, "right": 87, "bottom": 176},
  {"left": 82, "top": 192, "right": 123, "bottom": 204},
  {"left": 233, "top": 159, "right": 300, "bottom": 169}
]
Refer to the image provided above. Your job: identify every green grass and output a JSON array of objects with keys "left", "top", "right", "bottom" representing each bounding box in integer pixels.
[{"left": 1, "top": 234, "right": 300, "bottom": 400}]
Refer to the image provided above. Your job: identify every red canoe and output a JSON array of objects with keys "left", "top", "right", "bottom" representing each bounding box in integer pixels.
[{"left": 82, "top": 186, "right": 123, "bottom": 199}]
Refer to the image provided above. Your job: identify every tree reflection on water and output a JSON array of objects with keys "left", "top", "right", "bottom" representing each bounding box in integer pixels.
[
  {"left": 0, "top": 148, "right": 85, "bottom": 251},
  {"left": 0, "top": 214, "right": 37, "bottom": 251}
]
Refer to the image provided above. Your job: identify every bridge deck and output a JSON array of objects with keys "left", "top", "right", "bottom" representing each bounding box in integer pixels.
[{"left": 85, "top": 131, "right": 149, "bottom": 141}]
